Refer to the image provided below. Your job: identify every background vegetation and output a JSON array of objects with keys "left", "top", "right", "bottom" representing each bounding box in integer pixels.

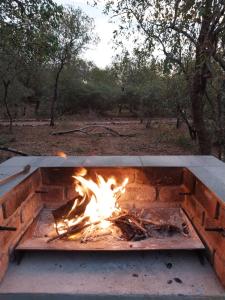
[{"left": 0, "top": 0, "right": 225, "bottom": 160}]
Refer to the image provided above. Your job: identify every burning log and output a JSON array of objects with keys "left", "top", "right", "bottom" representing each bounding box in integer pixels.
[
  {"left": 52, "top": 195, "right": 88, "bottom": 223},
  {"left": 47, "top": 216, "right": 90, "bottom": 243}
]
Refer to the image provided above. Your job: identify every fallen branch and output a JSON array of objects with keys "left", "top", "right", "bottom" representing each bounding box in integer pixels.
[
  {"left": 0, "top": 146, "right": 29, "bottom": 156},
  {"left": 51, "top": 125, "right": 133, "bottom": 137}
]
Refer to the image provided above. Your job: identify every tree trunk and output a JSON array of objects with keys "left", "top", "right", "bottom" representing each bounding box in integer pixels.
[
  {"left": 50, "top": 61, "right": 64, "bottom": 127},
  {"left": 2, "top": 80, "right": 13, "bottom": 132},
  {"left": 191, "top": 73, "right": 211, "bottom": 153},
  {"left": 190, "top": 0, "right": 213, "bottom": 154},
  {"left": 217, "top": 78, "right": 225, "bottom": 160}
]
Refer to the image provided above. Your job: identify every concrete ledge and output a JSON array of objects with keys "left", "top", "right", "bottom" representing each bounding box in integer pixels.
[{"left": 0, "top": 251, "right": 224, "bottom": 299}]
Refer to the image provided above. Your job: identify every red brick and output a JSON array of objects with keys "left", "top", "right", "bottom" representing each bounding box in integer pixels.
[
  {"left": 118, "top": 183, "right": 156, "bottom": 208},
  {"left": 0, "top": 204, "right": 3, "bottom": 223},
  {"left": 41, "top": 167, "right": 77, "bottom": 185},
  {"left": 0, "top": 253, "right": 9, "bottom": 283},
  {"left": 183, "top": 195, "right": 205, "bottom": 222},
  {"left": 183, "top": 168, "right": 195, "bottom": 192},
  {"left": 135, "top": 167, "right": 183, "bottom": 185},
  {"left": 214, "top": 252, "right": 225, "bottom": 287},
  {"left": 220, "top": 206, "right": 225, "bottom": 227},
  {"left": 159, "top": 185, "right": 185, "bottom": 202},
  {"left": 31, "top": 168, "right": 42, "bottom": 191},
  {"left": 3, "top": 176, "right": 34, "bottom": 218},
  {"left": 195, "top": 180, "right": 217, "bottom": 218},
  {"left": 40, "top": 185, "right": 64, "bottom": 204},
  {"left": 0, "top": 211, "right": 21, "bottom": 252},
  {"left": 41, "top": 167, "right": 136, "bottom": 185},
  {"left": 21, "top": 194, "right": 42, "bottom": 225}
]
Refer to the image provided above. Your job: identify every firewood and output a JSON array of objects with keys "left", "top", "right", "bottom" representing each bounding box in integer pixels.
[
  {"left": 107, "top": 212, "right": 129, "bottom": 222},
  {"left": 47, "top": 216, "right": 90, "bottom": 243},
  {"left": 53, "top": 194, "right": 89, "bottom": 223},
  {"left": 139, "top": 218, "right": 163, "bottom": 226},
  {"left": 110, "top": 213, "right": 146, "bottom": 233},
  {"left": 128, "top": 216, "right": 147, "bottom": 233},
  {"left": 114, "top": 219, "right": 135, "bottom": 240},
  {"left": 110, "top": 213, "right": 148, "bottom": 241},
  {"left": 108, "top": 211, "right": 187, "bottom": 241}
]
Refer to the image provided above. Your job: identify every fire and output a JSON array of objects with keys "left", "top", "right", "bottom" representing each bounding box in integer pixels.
[
  {"left": 55, "top": 170, "right": 128, "bottom": 237},
  {"left": 74, "top": 175, "right": 128, "bottom": 229},
  {"left": 56, "top": 151, "right": 67, "bottom": 158}
]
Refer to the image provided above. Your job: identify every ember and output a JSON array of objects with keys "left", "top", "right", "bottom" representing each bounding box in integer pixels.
[{"left": 49, "top": 169, "right": 189, "bottom": 243}]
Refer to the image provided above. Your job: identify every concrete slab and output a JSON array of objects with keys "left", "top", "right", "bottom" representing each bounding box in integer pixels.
[
  {"left": 1, "top": 155, "right": 224, "bottom": 168},
  {"left": 82, "top": 156, "right": 143, "bottom": 167},
  {"left": 37, "top": 156, "right": 86, "bottom": 167},
  {"left": 0, "top": 166, "right": 37, "bottom": 198},
  {"left": 140, "top": 155, "right": 225, "bottom": 167},
  {"left": 0, "top": 156, "right": 42, "bottom": 167},
  {"left": 188, "top": 166, "right": 225, "bottom": 203},
  {"left": 0, "top": 251, "right": 224, "bottom": 299}
]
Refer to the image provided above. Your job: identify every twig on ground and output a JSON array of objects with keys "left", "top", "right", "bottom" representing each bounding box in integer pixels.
[
  {"left": 0, "top": 146, "right": 29, "bottom": 156},
  {"left": 51, "top": 125, "right": 134, "bottom": 137}
]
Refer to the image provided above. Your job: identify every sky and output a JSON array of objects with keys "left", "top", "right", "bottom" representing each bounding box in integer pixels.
[{"left": 55, "top": 0, "right": 118, "bottom": 69}]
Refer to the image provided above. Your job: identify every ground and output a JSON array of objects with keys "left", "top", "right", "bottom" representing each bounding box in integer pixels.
[{"left": 0, "top": 116, "right": 200, "bottom": 163}]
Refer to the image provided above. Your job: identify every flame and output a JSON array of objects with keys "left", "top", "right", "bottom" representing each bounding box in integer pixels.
[
  {"left": 56, "top": 151, "right": 67, "bottom": 158},
  {"left": 74, "top": 175, "right": 128, "bottom": 229},
  {"left": 55, "top": 170, "right": 128, "bottom": 236}
]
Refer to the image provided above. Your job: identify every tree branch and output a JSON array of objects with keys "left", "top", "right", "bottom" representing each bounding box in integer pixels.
[{"left": 168, "top": 24, "right": 197, "bottom": 46}]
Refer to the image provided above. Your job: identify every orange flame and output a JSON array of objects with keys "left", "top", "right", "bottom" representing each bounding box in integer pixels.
[
  {"left": 56, "top": 151, "right": 67, "bottom": 158},
  {"left": 73, "top": 174, "right": 128, "bottom": 229},
  {"left": 55, "top": 169, "right": 128, "bottom": 235}
]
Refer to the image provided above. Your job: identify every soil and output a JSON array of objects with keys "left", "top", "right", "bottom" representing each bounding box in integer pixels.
[{"left": 0, "top": 117, "right": 199, "bottom": 163}]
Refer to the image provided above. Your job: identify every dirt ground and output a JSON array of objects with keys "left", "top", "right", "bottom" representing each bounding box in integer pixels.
[{"left": 0, "top": 117, "right": 199, "bottom": 163}]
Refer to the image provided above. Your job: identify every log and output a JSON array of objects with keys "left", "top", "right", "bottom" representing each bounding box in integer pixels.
[
  {"left": 47, "top": 216, "right": 90, "bottom": 243},
  {"left": 52, "top": 195, "right": 89, "bottom": 224},
  {"left": 51, "top": 125, "right": 133, "bottom": 137},
  {"left": 0, "top": 146, "right": 29, "bottom": 156}
]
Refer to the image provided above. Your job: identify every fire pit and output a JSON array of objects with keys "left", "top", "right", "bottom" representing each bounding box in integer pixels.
[
  {"left": 0, "top": 156, "right": 225, "bottom": 299},
  {"left": 16, "top": 166, "right": 203, "bottom": 252}
]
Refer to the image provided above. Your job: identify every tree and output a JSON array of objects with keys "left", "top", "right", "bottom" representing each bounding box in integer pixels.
[
  {"left": 100, "top": 0, "right": 225, "bottom": 154},
  {"left": 49, "top": 7, "right": 96, "bottom": 126},
  {"left": 0, "top": 0, "right": 62, "bottom": 130}
]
